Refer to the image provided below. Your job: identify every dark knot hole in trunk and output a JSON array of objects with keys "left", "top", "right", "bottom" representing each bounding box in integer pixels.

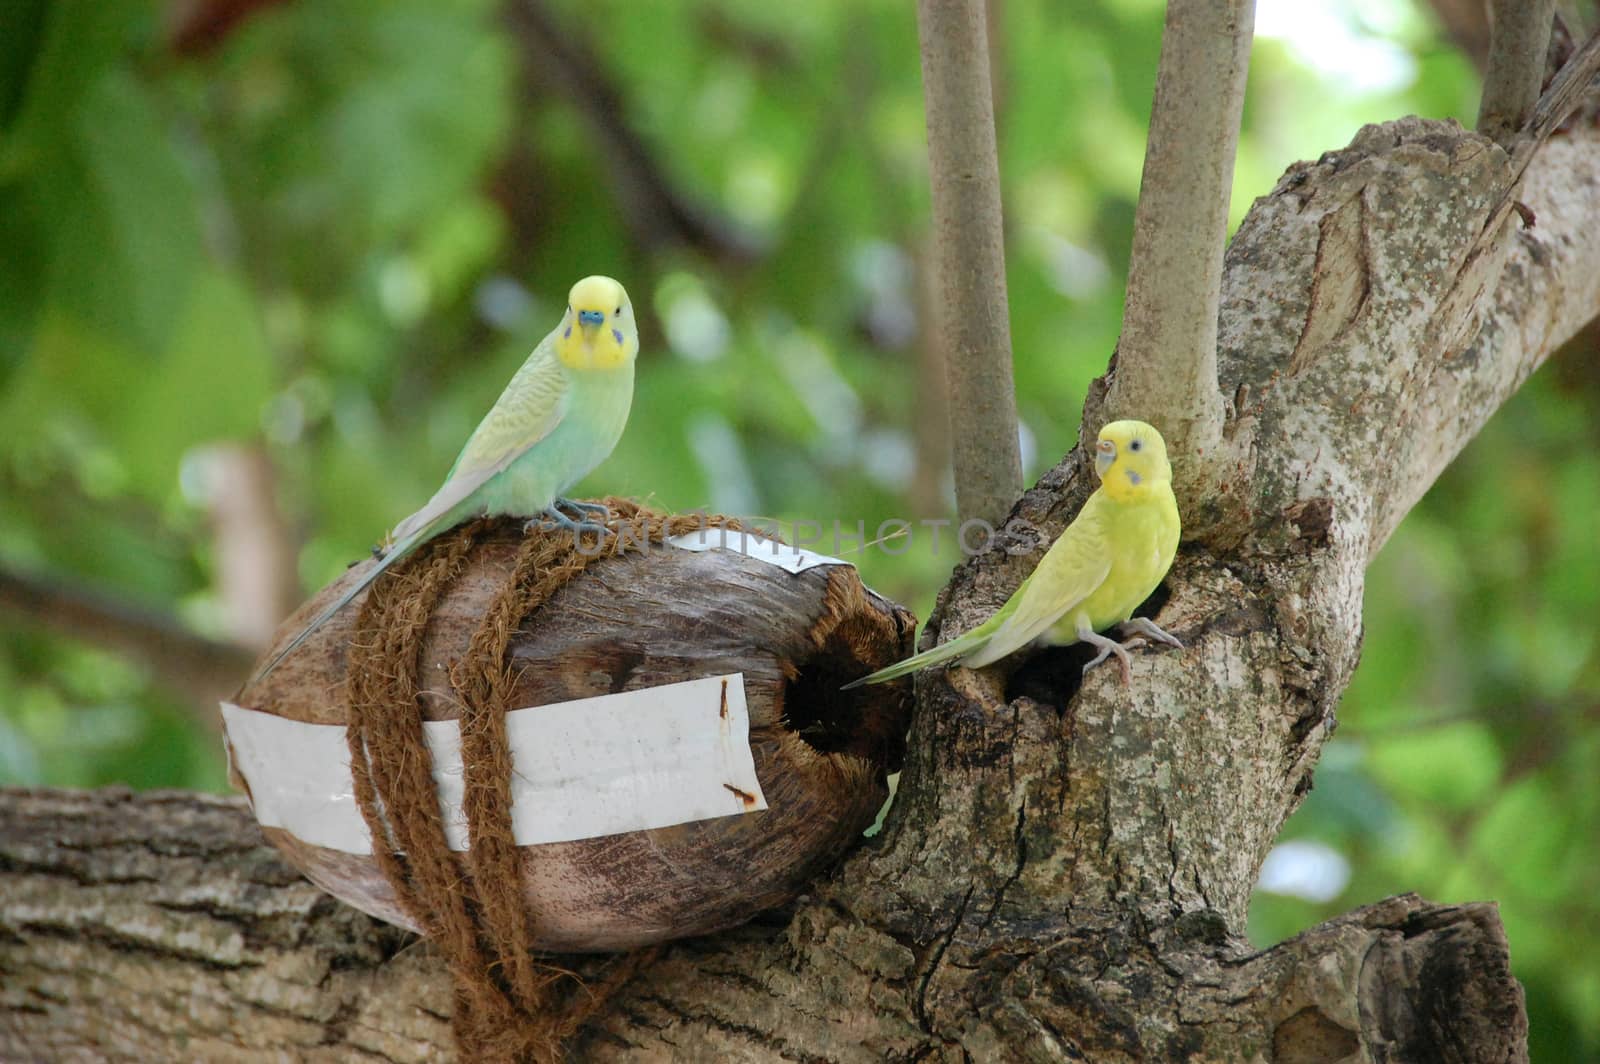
[
  {"left": 779, "top": 587, "right": 914, "bottom": 773},
  {"left": 1005, "top": 581, "right": 1175, "bottom": 710}
]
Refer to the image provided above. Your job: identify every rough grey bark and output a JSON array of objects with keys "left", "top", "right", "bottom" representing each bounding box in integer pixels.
[
  {"left": 1104, "top": 0, "right": 1253, "bottom": 493},
  {"left": 0, "top": 789, "right": 1528, "bottom": 1062},
  {"left": 6, "top": 85, "right": 1600, "bottom": 1064},
  {"left": 1, "top": 789, "right": 445, "bottom": 1061},
  {"left": 916, "top": 0, "right": 1024, "bottom": 529}
]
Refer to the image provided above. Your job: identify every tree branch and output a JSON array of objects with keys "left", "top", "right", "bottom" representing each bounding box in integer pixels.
[
  {"left": 502, "top": 0, "right": 762, "bottom": 264},
  {"left": 0, "top": 568, "right": 253, "bottom": 714},
  {"left": 166, "top": 0, "right": 292, "bottom": 56},
  {"left": 1423, "top": 0, "right": 1493, "bottom": 69},
  {"left": 195, "top": 443, "right": 299, "bottom": 646},
  {"left": 845, "top": 109, "right": 1599, "bottom": 1062},
  {"left": 916, "top": 0, "right": 1024, "bottom": 529},
  {"left": 1477, "top": 0, "right": 1557, "bottom": 146},
  {"left": 911, "top": 236, "right": 954, "bottom": 517},
  {"left": 0, "top": 788, "right": 444, "bottom": 1061},
  {"left": 0, "top": 788, "right": 1528, "bottom": 1062},
  {"left": 1104, "top": 0, "right": 1253, "bottom": 495},
  {"left": 1516, "top": 25, "right": 1600, "bottom": 159}
]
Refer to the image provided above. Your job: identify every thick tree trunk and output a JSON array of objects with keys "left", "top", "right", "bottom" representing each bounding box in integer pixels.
[
  {"left": 0, "top": 789, "right": 1526, "bottom": 1062},
  {"left": 5, "top": 112, "right": 1599, "bottom": 1061}
]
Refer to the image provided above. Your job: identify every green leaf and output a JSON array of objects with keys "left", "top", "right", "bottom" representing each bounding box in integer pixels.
[
  {"left": 31, "top": 69, "right": 205, "bottom": 357},
  {"left": 0, "top": 185, "right": 46, "bottom": 388},
  {"left": 1364, "top": 722, "right": 1503, "bottom": 810},
  {"left": 0, "top": 0, "right": 51, "bottom": 133},
  {"left": 0, "top": 0, "right": 142, "bottom": 177},
  {"left": 3, "top": 303, "right": 137, "bottom": 437},
  {"left": 122, "top": 270, "right": 276, "bottom": 489}
]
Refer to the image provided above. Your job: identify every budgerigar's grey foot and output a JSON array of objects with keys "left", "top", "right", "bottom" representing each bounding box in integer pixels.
[
  {"left": 1081, "top": 630, "right": 1133, "bottom": 686},
  {"left": 554, "top": 497, "right": 611, "bottom": 520},
  {"left": 351, "top": 542, "right": 388, "bottom": 567},
  {"left": 525, "top": 508, "right": 613, "bottom": 540},
  {"left": 1119, "top": 616, "right": 1183, "bottom": 649}
]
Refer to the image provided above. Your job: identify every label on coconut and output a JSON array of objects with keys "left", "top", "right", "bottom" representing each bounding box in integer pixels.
[
  {"left": 222, "top": 673, "right": 768, "bottom": 855},
  {"left": 665, "top": 527, "right": 846, "bottom": 574}
]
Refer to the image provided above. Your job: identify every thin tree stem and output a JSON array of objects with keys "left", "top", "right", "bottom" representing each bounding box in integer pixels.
[
  {"left": 1106, "top": 0, "right": 1253, "bottom": 483},
  {"left": 916, "top": 0, "right": 1023, "bottom": 530},
  {"left": 1477, "top": 0, "right": 1556, "bottom": 147},
  {"left": 1518, "top": 26, "right": 1600, "bottom": 160}
]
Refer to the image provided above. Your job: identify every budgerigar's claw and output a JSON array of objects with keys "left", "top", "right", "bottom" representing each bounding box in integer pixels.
[
  {"left": 525, "top": 507, "right": 614, "bottom": 541},
  {"left": 554, "top": 497, "right": 612, "bottom": 520},
  {"left": 1118, "top": 616, "right": 1183, "bottom": 649},
  {"left": 1081, "top": 631, "right": 1133, "bottom": 686}
]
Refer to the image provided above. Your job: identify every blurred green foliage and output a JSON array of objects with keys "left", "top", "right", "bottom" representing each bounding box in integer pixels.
[{"left": 0, "top": 0, "right": 1593, "bottom": 1054}]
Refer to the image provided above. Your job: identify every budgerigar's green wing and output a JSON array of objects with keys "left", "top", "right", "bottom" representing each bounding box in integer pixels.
[
  {"left": 960, "top": 499, "right": 1113, "bottom": 668},
  {"left": 251, "top": 336, "right": 570, "bottom": 684},
  {"left": 843, "top": 494, "right": 1117, "bottom": 689},
  {"left": 390, "top": 336, "right": 569, "bottom": 541}
]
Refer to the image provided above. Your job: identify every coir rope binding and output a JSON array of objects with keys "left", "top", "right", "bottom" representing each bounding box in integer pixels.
[{"left": 343, "top": 500, "right": 746, "bottom": 1062}]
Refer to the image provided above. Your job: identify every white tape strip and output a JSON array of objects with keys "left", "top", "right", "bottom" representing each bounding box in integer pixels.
[
  {"left": 222, "top": 674, "right": 768, "bottom": 855},
  {"left": 666, "top": 528, "right": 845, "bottom": 574}
]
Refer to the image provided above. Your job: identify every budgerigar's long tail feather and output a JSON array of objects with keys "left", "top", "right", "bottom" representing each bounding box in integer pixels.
[
  {"left": 840, "top": 626, "right": 992, "bottom": 689},
  {"left": 246, "top": 520, "right": 441, "bottom": 685}
]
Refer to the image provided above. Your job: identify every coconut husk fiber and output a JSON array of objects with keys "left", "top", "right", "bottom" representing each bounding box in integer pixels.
[{"left": 233, "top": 499, "right": 916, "bottom": 1062}]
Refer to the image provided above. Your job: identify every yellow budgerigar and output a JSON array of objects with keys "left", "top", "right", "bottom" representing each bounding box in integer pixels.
[
  {"left": 250, "top": 275, "right": 639, "bottom": 683},
  {"left": 845, "top": 419, "right": 1182, "bottom": 688}
]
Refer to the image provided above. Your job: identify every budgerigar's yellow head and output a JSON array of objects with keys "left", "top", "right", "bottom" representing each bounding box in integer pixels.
[
  {"left": 1094, "top": 420, "right": 1171, "bottom": 502},
  {"left": 554, "top": 275, "right": 638, "bottom": 371}
]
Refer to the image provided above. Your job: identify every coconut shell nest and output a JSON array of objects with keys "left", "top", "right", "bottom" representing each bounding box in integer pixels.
[{"left": 232, "top": 514, "right": 915, "bottom": 952}]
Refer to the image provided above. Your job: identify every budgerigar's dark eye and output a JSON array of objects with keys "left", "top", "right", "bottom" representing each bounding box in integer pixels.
[
  {"left": 615, "top": 306, "right": 622, "bottom": 316},
  {"left": 1130, "top": 439, "right": 1143, "bottom": 452}
]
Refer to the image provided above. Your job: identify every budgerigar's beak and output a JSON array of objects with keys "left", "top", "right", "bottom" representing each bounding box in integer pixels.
[
  {"left": 1095, "top": 439, "right": 1116, "bottom": 479},
  {"left": 577, "top": 309, "right": 605, "bottom": 345}
]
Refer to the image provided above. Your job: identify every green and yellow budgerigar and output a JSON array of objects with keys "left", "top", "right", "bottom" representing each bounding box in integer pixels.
[
  {"left": 845, "top": 419, "right": 1182, "bottom": 689},
  {"left": 251, "top": 275, "right": 639, "bottom": 682}
]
